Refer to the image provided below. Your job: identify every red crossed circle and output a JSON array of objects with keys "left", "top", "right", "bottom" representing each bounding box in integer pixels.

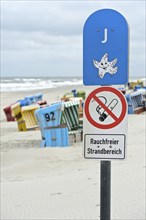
[{"left": 84, "top": 86, "right": 127, "bottom": 129}]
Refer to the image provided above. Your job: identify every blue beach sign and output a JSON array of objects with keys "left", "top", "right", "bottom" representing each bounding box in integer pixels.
[{"left": 83, "top": 9, "right": 129, "bottom": 85}]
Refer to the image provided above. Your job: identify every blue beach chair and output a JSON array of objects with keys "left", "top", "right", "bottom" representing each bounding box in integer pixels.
[
  {"left": 35, "top": 103, "right": 68, "bottom": 147},
  {"left": 126, "top": 91, "right": 144, "bottom": 114},
  {"left": 25, "top": 95, "right": 36, "bottom": 105},
  {"left": 34, "top": 93, "right": 43, "bottom": 102},
  {"left": 17, "top": 99, "right": 29, "bottom": 107}
]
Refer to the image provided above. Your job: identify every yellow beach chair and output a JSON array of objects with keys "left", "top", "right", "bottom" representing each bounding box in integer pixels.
[
  {"left": 11, "top": 103, "right": 39, "bottom": 131},
  {"left": 21, "top": 105, "right": 39, "bottom": 130},
  {"left": 11, "top": 103, "right": 27, "bottom": 131}
]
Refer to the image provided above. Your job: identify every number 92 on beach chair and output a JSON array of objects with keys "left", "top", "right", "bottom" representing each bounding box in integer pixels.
[
  {"left": 35, "top": 101, "right": 83, "bottom": 147},
  {"left": 35, "top": 103, "right": 68, "bottom": 147}
]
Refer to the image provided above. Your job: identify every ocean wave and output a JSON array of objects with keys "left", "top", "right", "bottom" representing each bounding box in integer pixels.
[{"left": 0, "top": 77, "right": 83, "bottom": 92}]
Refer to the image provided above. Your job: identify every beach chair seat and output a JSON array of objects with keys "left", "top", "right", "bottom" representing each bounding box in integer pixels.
[
  {"left": 41, "top": 125, "right": 68, "bottom": 147},
  {"left": 134, "top": 85, "right": 142, "bottom": 91},
  {"left": 61, "top": 92, "right": 74, "bottom": 101},
  {"left": 34, "top": 93, "right": 43, "bottom": 102},
  {"left": 68, "top": 129, "right": 83, "bottom": 144},
  {"left": 71, "top": 89, "right": 86, "bottom": 100},
  {"left": 61, "top": 101, "right": 80, "bottom": 131},
  {"left": 77, "top": 90, "right": 86, "bottom": 100},
  {"left": 69, "top": 97, "right": 83, "bottom": 118},
  {"left": 129, "top": 80, "right": 144, "bottom": 90},
  {"left": 24, "top": 95, "right": 36, "bottom": 105},
  {"left": 35, "top": 101, "right": 83, "bottom": 147},
  {"left": 21, "top": 105, "right": 40, "bottom": 130},
  {"left": 137, "top": 79, "right": 144, "bottom": 88},
  {"left": 35, "top": 103, "right": 68, "bottom": 147},
  {"left": 126, "top": 91, "right": 145, "bottom": 114},
  {"left": 11, "top": 103, "right": 27, "bottom": 131},
  {"left": 17, "top": 99, "right": 29, "bottom": 107},
  {"left": 11, "top": 103, "right": 39, "bottom": 131},
  {"left": 140, "top": 89, "right": 146, "bottom": 108},
  {"left": 129, "top": 81, "right": 137, "bottom": 90},
  {"left": 3, "top": 105, "right": 15, "bottom": 122},
  {"left": 61, "top": 100, "right": 83, "bottom": 143},
  {"left": 35, "top": 103, "right": 62, "bottom": 129}
]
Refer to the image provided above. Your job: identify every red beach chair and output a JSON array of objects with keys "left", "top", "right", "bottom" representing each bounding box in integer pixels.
[{"left": 3, "top": 105, "right": 15, "bottom": 121}]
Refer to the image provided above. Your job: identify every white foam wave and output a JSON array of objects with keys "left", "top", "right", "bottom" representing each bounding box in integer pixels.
[{"left": 0, "top": 78, "right": 83, "bottom": 92}]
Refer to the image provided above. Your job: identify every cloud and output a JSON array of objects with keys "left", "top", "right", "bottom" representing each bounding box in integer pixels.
[
  {"left": 1, "top": 1, "right": 84, "bottom": 35},
  {"left": 1, "top": 30, "right": 81, "bottom": 50},
  {"left": 1, "top": 1, "right": 145, "bottom": 77}
]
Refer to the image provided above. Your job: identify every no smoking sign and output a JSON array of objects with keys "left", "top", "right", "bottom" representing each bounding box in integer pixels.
[{"left": 83, "top": 86, "right": 128, "bottom": 160}]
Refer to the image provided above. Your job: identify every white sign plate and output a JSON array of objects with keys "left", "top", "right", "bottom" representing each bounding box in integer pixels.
[{"left": 83, "top": 86, "right": 128, "bottom": 160}]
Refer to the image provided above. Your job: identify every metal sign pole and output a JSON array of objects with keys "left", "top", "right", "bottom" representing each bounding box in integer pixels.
[{"left": 100, "top": 160, "right": 111, "bottom": 220}]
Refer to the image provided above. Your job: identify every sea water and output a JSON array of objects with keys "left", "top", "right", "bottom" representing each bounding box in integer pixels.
[
  {"left": 1, "top": 76, "right": 145, "bottom": 92},
  {"left": 0, "top": 77, "right": 83, "bottom": 92}
]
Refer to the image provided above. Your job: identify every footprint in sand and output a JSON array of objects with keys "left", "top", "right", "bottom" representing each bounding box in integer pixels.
[{"left": 50, "top": 192, "right": 62, "bottom": 196}]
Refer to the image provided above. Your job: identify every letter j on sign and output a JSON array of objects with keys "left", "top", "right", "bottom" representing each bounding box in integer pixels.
[{"left": 83, "top": 9, "right": 129, "bottom": 85}]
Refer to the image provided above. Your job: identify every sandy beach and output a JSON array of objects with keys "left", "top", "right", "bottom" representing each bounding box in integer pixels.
[{"left": 1, "top": 85, "right": 146, "bottom": 220}]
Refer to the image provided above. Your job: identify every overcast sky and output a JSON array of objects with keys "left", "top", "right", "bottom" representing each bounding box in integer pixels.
[{"left": 1, "top": 0, "right": 145, "bottom": 78}]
